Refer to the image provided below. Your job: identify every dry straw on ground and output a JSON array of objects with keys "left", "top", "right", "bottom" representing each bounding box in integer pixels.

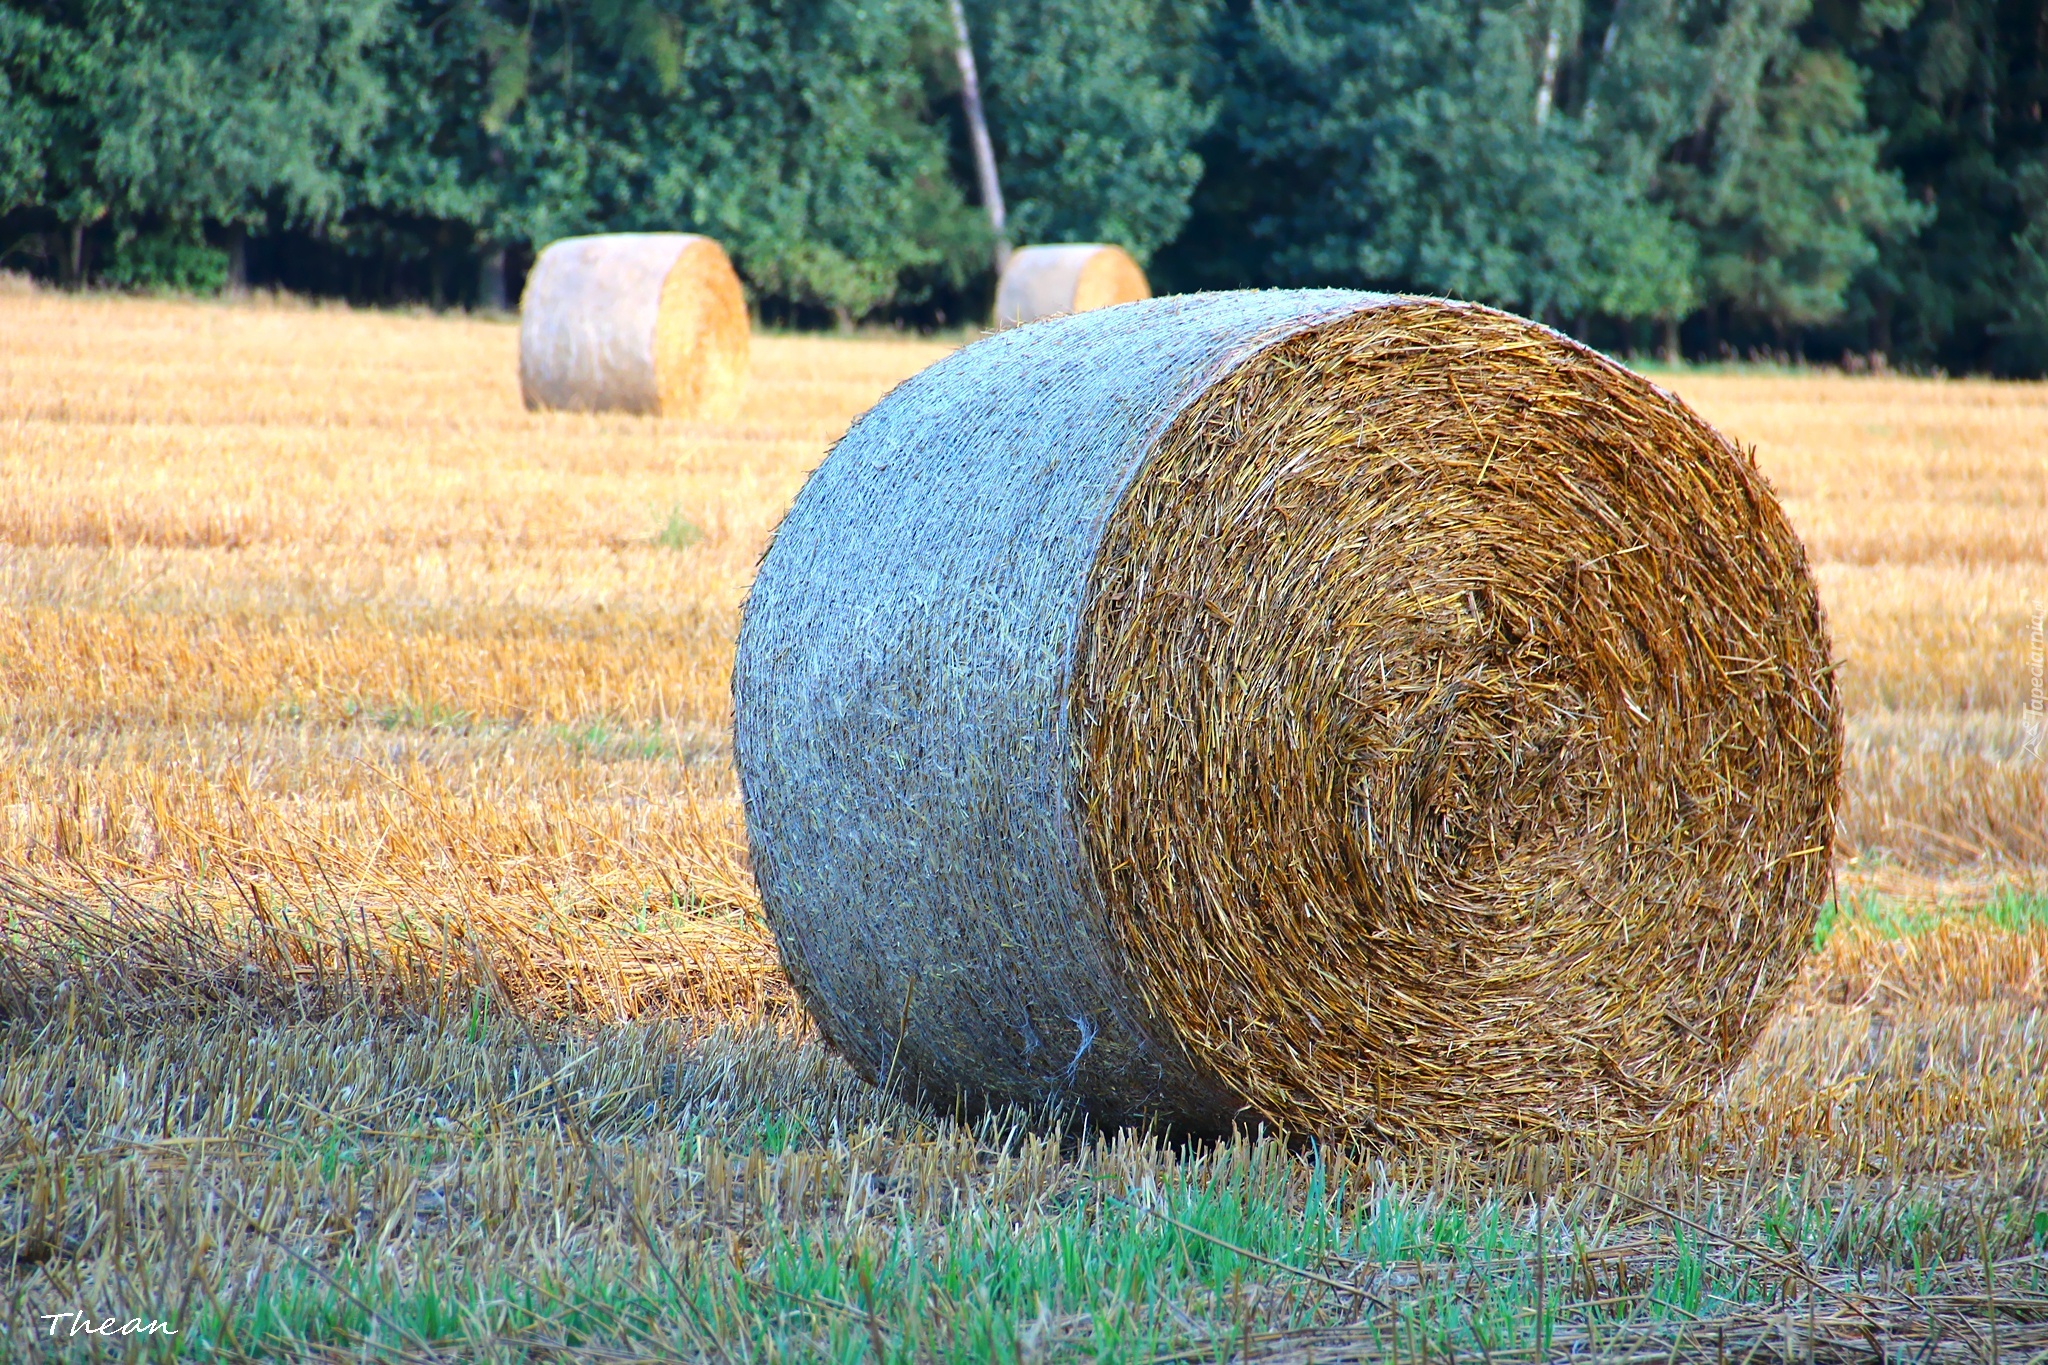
[
  {"left": 519, "top": 232, "right": 750, "bottom": 418},
  {"left": 994, "top": 243, "right": 1151, "bottom": 328},
  {"left": 734, "top": 291, "right": 1842, "bottom": 1146},
  {"left": 0, "top": 291, "right": 2040, "bottom": 1361}
]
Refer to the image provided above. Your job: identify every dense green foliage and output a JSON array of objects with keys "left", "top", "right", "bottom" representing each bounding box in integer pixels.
[
  {"left": 352, "top": 0, "right": 990, "bottom": 322},
  {"left": 0, "top": 0, "right": 2042, "bottom": 367},
  {"left": 968, "top": 0, "right": 1213, "bottom": 260},
  {"left": 1159, "top": 0, "right": 1943, "bottom": 358},
  {"left": 1846, "top": 0, "right": 2048, "bottom": 372}
]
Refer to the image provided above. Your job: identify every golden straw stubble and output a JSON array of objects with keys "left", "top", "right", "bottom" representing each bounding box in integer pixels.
[{"left": 1073, "top": 303, "right": 1841, "bottom": 1144}]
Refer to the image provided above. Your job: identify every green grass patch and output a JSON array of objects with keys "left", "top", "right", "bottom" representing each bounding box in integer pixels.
[
  {"left": 1812, "top": 886, "right": 2048, "bottom": 949},
  {"left": 78, "top": 1155, "right": 2045, "bottom": 1362},
  {"left": 548, "top": 719, "right": 677, "bottom": 762},
  {"left": 654, "top": 507, "right": 704, "bottom": 551},
  {"left": 357, "top": 696, "right": 478, "bottom": 734}
]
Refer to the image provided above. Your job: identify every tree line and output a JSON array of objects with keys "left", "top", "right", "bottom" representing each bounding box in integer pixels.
[{"left": 1, "top": 0, "right": 2042, "bottom": 371}]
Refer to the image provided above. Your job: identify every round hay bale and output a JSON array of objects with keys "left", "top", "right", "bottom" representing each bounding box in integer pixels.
[
  {"left": 994, "top": 244, "right": 1151, "bottom": 329},
  {"left": 733, "top": 291, "right": 1840, "bottom": 1146},
  {"left": 518, "top": 233, "right": 749, "bottom": 418}
]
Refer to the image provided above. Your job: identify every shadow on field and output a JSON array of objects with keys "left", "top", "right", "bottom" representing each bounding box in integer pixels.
[
  {"left": 0, "top": 865, "right": 793, "bottom": 1029},
  {"left": 2, "top": 869, "right": 2045, "bottom": 1361}
]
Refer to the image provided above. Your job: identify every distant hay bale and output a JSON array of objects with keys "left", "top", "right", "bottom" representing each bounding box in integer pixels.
[
  {"left": 519, "top": 233, "right": 749, "bottom": 418},
  {"left": 994, "top": 244, "right": 1151, "bottom": 329},
  {"left": 733, "top": 291, "right": 1840, "bottom": 1146}
]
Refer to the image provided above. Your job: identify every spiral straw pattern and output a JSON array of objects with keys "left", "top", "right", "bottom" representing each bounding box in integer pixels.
[{"left": 733, "top": 291, "right": 1839, "bottom": 1145}]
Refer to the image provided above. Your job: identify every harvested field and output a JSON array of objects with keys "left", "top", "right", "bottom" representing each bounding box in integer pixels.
[{"left": 0, "top": 292, "right": 2042, "bottom": 1360}]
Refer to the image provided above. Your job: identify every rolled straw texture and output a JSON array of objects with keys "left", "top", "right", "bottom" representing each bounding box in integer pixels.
[
  {"left": 733, "top": 291, "right": 1840, "bottom": 1146},
  {"left": 994, "top": 244, "right": 1151, "bottom": 329},
  {"left": 519, "top": 233, "right": 749, "bottom": 418}
]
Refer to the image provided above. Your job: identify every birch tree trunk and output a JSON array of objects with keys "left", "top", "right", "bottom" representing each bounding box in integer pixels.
[
  {"left": 949, "top": 0, "right": 1011, "bottom": 275},
  {"left": 1535, "top": 21, "right": 1563, "bottom": 128},
  {"left": 226, "top": 225, "right": 249, "bottom": 294},
  {"left": 479, "top": 245, "right": 509, "bottom": 312}
]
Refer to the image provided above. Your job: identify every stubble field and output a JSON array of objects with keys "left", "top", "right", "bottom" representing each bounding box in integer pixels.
[{"left": 0, "top": 288, "right": 2043, "bottom": 1361}]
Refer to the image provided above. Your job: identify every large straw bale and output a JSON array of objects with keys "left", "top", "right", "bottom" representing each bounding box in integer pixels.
[
  {"left": 733, "top": 291, "right": 1840, "bottom": 1146},
  {"left": 994, "top": 244, "right": 1151, "bottom": 329},
  {"left": 519, "top": 233, "right": 748, "bottom": 418}
]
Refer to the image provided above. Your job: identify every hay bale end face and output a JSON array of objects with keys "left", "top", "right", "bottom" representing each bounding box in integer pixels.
[
  {"left": 733, "top": 291, "right": 1840, "bottom": 1147},
  {"left": 994, "top": 244, "right": 1151, "bottom": 329},
  {"left": 519, "top": 233, "right": 749, "bottom": 418}
]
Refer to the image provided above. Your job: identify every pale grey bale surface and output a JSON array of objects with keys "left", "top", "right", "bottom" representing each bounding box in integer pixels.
[
  {"left": 519, "top": 233, "right": 693, "bottom": 414},
  {"left": 732, "top": 289, "right": 1393, "bottom": 1129}
]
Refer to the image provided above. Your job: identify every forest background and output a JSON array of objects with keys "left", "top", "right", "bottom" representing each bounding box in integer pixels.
[{"left": 0, "top": 0, "right": 2043, "bottom": 372}]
